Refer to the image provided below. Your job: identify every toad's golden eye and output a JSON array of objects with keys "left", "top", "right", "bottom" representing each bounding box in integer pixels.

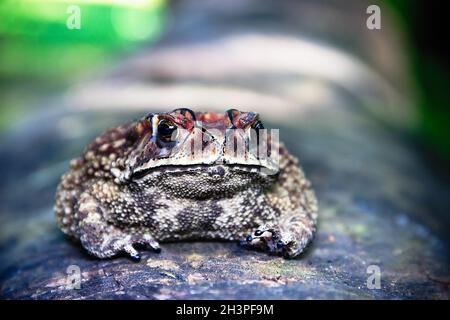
[{"left": 157, "top": 119, "right": 178, "bottom": 142}]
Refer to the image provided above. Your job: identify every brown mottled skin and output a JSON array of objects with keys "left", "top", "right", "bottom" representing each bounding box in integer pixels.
[{"left": 55, "top": 109, "right": 318, "bottom": 261}]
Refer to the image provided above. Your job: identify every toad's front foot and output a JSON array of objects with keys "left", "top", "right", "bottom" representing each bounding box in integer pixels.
[
  {"left": 80, "top": 230, "right": 162, "bottom": 262},
  {"left": 77, "top": 193, "right": 161, "bottom": 261}
]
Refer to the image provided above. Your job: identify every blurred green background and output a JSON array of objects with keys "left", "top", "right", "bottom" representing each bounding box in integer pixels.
[
  {"left": 387, "top": 0, "right": 450, "bottom": 161},
  {"left": 0, "top": 0, "right": 167, "bottom": 129},
  {"left": 0, "top": 0, "right": 449, "bottom": 161}
]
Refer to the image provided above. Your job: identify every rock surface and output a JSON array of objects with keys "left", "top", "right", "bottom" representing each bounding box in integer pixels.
[{"left": 0, "top": 0, "right": 449, "bottom": 300}]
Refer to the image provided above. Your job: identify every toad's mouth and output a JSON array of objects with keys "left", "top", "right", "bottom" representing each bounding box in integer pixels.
[{"left": 130, "top": 164, "right": 269, "bottom": 180}]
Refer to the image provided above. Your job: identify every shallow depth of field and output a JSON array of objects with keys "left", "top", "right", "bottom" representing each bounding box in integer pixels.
[{"left": 0, "top": 0, "right": 449, "bottom": 299}]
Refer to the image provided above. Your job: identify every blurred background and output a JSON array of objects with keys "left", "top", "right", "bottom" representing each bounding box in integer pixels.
[{"left": 0, "top": 0, "right": 448, "bottom": 163}]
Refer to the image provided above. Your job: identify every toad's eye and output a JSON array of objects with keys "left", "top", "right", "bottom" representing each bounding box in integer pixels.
[
  {"left": 252, "top": 120, "right": 264, "bottom": 131},
  {"left": 157, "top": 119, "right": 178, "bottom": 143}
]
